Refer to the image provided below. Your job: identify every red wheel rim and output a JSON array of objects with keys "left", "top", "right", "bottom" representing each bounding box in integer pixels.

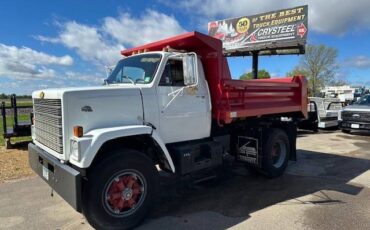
[{"left": 103, "top": 171, "right": 146, "bottom": 217}]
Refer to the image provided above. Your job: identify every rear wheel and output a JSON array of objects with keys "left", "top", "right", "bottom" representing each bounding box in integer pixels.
[
  {"left": 82, "top": 149, "right": 159, "bottom": 230},
  {"left": 261, "top": 129, "right": 290, "bottom": 178}
]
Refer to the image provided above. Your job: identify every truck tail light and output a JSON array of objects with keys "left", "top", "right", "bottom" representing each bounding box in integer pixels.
[{"left": 73, "top": 126, "right": 83, "bottom": 137}]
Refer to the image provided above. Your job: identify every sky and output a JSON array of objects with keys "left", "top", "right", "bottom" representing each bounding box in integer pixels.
[{"left": 1, "top": 0, "right": 370, "bottom": 94}]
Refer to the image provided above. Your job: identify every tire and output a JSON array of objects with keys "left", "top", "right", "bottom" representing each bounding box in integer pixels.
[
  {"left": 342, "top": 129, "right": 350, "bottom": 134},
  {"left": 261, "top": 129, "right": 290, "bottom": 178},
  {"left": 82, "top": 149, "right": 159, "bottom": 230}
]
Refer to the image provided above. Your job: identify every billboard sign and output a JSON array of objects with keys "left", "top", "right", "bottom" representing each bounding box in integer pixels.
[{"left": 208, "top": 5, "right": 308, "bottom": 54}]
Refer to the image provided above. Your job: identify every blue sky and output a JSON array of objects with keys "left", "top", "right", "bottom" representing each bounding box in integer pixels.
[{"left": 1, "top": 0, "right": 370, "bottom": 94}]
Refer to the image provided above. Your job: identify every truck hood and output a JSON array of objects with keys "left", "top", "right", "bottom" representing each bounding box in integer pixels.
[
  {"left": 32, "top": 84, "right": 145, "bottom": 160},
  {"left": 343, "top": 104, "right": 370, "bottom": 111}
]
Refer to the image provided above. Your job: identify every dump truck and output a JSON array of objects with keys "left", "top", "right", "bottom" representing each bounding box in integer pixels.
[{"left": 28, "top": 31, "right": 307, "bottom": 230}]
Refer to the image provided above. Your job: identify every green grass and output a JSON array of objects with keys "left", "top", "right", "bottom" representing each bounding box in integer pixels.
[
  {"left": 1, "top": 99, "right": 32, "bottom": 107},
  {"left": 0, "top": 114, "right": 32, "bottom": 146}
]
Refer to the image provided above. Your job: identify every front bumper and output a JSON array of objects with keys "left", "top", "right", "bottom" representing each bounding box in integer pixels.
[
  {"left": 28, "top": 143, "right": 82, "bottom": 212},
  {"left": 339, "top": 121, "right": 370, "bottom": 131},
  {"left": 318, "top": 120, "right": 338, "bottom": 128}
]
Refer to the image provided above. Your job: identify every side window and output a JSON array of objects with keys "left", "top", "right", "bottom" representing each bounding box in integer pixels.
[{"left": 159, "top": 59, "right": 184, "bottom": 86}]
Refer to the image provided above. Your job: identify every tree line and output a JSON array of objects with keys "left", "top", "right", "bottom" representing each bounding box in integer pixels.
[{"left": 0, "top": 93, "right": 32, "bottom": 99}]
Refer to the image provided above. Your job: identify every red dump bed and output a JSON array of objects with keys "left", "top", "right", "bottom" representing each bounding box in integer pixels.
[{"left": 121, "top": 31, "right": 308, "bottom": 124}]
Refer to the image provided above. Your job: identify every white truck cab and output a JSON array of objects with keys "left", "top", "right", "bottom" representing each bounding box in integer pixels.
[{"left": 32, "top": 52, "right": 211, "bottom": 171}]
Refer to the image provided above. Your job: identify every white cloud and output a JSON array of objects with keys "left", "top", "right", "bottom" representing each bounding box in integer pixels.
[
  {"left": 0, "top": 43, "right": 72, "bottom": 80},
  {"left": 2, "top": 9, "right": 186, "bottom": 94},
  {"left": 65, "top": 71, "right": 104, "bottom": 84},
  {"left": 36, "top": 10, "right": 186, "bottom": 67},
  {"left": 0, "top": 44, "right": 73, "bottom": 66},
  {"left": 36, "top": 21, "right": 124, "bottom": 66},
  {"left": 344, "top": 56, "right": 370, "bottom": 69},
  {"left": 171, "top": 0, "right": 370, "bottom": 35},
  {"left": 103, "top": 10, "right": 186, "bottom": 46}
]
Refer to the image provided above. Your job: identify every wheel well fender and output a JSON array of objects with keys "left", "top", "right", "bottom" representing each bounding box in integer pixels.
[
  {"left": 151, "top": 130, "right": 175, "bottom": 172},
  {"left": 81, "top": 125, "right": 175, "bottom": 173}
]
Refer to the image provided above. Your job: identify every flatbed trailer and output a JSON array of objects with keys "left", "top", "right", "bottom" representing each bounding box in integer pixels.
[
  {"left": 1, "top": 95, "right": 32, "bottom": 148},
  {"left": 298, "top": 97, "right": 343, "bottom": 131}
]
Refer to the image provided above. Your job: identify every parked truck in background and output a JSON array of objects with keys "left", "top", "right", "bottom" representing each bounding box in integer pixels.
[
  {"left": 298, "top": 97, "right": 342, "bottom": 131},
  {"left": 28, "top": 32, "right": 307, "bottom": 230},
  {"left": 339, "top": 94, "right": 370, "bottom": 133},
  {"left": 322, "top": 85, "right": 355, "bottom": 104}
]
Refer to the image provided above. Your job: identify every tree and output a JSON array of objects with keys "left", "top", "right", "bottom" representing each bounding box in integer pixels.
[
  {"left": 0, "top": 93, "right": 9, "bottom": 99},
  {"left": 287, "top": 44, "right": 342, "bottom": 96},
  {"left": 240, "top": 69, "right": 271, "bottom": 80},
  {"left": 286, "top": 66, "right": 309, "bottom": 77}
]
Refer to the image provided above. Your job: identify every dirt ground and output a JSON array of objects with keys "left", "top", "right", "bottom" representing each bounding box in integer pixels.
[{"left": 0, "top": 146, "right": 34, "bottom": 183}]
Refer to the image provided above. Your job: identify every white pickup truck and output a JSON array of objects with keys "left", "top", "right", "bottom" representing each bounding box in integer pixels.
[
  {"left": 339, "top": 94, "right": 370, "bottom": 133},
  {"left": 29, "top": 32, "right": 307, "bottom": 230}
]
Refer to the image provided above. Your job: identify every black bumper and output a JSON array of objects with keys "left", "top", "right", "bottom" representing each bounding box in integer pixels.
[
  {"left": 28, "top": 143, "right": 82, "bottom": 212},
  {"left": 339, "top": 121, "right": 370, "bottom": 131}
]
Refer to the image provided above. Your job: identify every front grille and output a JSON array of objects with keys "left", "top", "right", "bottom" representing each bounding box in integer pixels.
[
  {"left": 342, "top": 111, "right": 370, "bottom": 122},
  {"left": 33, "top": 99, "right": 63, "bottom": 154}
]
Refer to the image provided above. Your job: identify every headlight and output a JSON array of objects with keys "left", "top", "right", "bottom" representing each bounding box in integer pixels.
[
  {"left": 70, "top": 140, "right": 81, "bottom": 161},
  {"left": 338, "top": 110, "right": 342, "bottom": 121}
]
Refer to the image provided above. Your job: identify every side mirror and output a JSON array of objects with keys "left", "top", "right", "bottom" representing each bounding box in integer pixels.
[{"left": 183, "top": 54, "right": 197, "bottom": 86}]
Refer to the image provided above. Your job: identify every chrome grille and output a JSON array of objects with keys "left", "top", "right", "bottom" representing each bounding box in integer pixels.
[
  {"left": 33, "top": 99, "right": 63, "bottom": 154},
  {"left": 342, "top": 111, "right": 370, "bottom": 122}
]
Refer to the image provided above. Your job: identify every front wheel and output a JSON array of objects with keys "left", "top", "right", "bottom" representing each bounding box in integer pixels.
[{"left": 82, "top": 149, "right": 159, "bottom": 230}]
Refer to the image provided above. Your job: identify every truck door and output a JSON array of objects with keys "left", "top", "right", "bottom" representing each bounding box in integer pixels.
[{"left": 157, "top": 58, "right": 211, "bottom": 143}]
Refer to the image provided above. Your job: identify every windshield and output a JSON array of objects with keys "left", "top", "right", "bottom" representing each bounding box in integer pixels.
[
  {"left": 106, "top": 54, "right": 162, "bottom": 84},
  {"left": 355, "top": 95, "right": 370, "bottom": 105}
]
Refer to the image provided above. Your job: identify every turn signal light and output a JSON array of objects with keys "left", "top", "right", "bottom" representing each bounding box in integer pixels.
[{"left": 73, "top": 126, "right": 83, "bottom": 137}]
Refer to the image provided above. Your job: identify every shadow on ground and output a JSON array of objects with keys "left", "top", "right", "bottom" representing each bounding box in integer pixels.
[
  {"left": 6, "top": 140, "right": 30, "bottom": 150},
  {"left": 145, "top": 149, "right": 369, "bottom": 230}
]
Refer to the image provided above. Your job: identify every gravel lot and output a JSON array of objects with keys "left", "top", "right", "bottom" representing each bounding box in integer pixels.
[
  {"left": 0, "top": 146, "right": 34, "bottom": 183},
  {"left": 0, "top": 130, "right": 370, "bottom": 229}
]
